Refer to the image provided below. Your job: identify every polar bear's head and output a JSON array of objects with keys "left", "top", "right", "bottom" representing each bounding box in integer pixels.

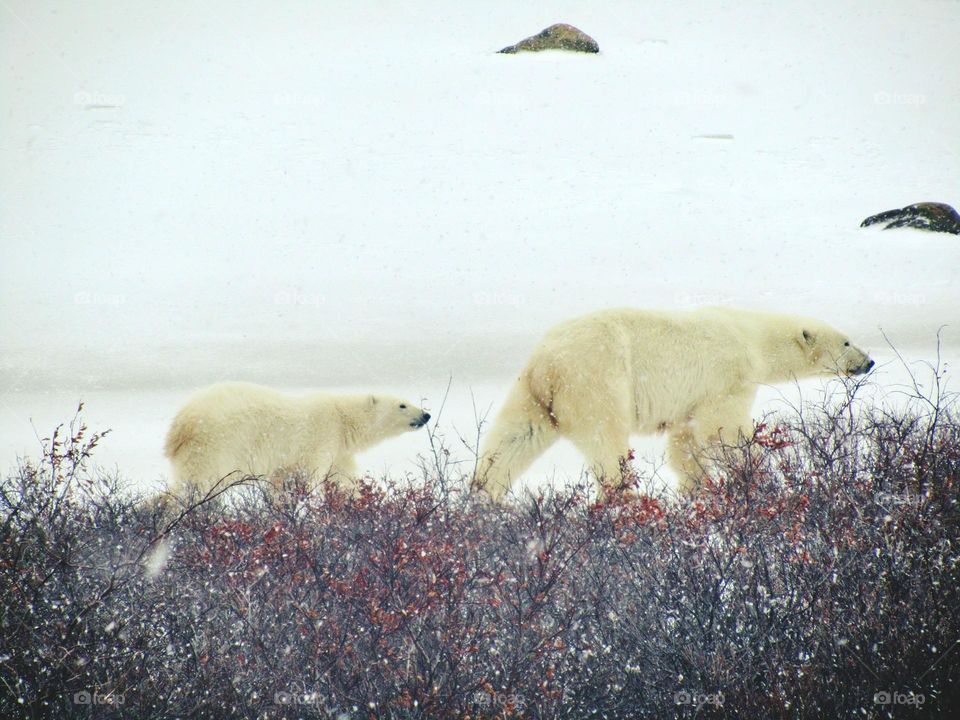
[
  {"left": 797, "top": 323, "right": 874, "bottom": 376},
  {"left": 368, "top": 395, "right": 431, "bottom": 435}
]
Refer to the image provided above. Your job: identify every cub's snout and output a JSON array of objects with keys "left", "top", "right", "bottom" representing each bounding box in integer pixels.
[
  {"left": 850, "top": 358, "right": 875, "bottom": 376},
  {"left": 410, "top": 412, "right": 431, "bottom": 428}
]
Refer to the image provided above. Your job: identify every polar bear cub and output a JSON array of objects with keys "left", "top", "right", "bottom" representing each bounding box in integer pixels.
[
  {"left": 476, "top": 307, "right": 874, "bottom": 498},
  {"left": 163, "top": 382, "right": 430, "bottom": 499}
]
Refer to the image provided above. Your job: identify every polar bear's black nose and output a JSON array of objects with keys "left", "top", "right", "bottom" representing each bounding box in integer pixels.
[
  {"left": 410, "top": 412, "right": 431, "bottom": 428},
  {"left": 865, "top": 359, "right": 875, "bottom": 372}
]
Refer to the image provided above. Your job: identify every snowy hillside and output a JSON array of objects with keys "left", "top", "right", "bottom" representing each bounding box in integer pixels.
[{"left": 2, "top": 0, "right": 958, "bottom": 490}]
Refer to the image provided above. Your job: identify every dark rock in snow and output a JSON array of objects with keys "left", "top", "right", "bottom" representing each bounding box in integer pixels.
[
  {"left": 860, "top": 202, "right": 960, "bottom": 235},
  {"left": 499, "top": 23, "right": 600, "bottom": 54}
]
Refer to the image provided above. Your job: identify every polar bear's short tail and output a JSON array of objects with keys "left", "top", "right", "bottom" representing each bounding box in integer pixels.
[
  {"left": 164, "top": 415, "right": 194, "bottom": 459},
  {"left": 476, "top": 371, "right": 559, "bottom": 500}
]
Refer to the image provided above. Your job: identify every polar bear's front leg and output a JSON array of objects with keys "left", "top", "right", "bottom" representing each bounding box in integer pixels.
[
  {"left": 328, "top": 454, "right": 360, "bottom": 495},
  {"left": 667, "top": 426, "right": 706, "bottom": 494},
  {"left": 566, "top": 421, "right": 632, "bottom": 497},
  {"left": 668, "top": 389, "right": 756, "bottom": 493}
]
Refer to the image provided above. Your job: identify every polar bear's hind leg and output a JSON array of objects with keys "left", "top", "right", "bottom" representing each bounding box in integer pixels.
[
  {"left": 477, "top": 378, "right": 560, "bottom": 500},
  {"left": 565, "top": 419, "right": 632, "bottom": 495}
]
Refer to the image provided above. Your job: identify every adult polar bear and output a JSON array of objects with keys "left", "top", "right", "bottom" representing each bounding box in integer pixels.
[
  {"left": 476, "top": 307, "right": 874, "bottom": 498},
  {"left": 164, "top": 382, "right": 430, "bottom": 499}
]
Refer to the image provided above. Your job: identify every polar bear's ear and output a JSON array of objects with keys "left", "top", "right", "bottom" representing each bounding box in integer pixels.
[
  {"left": 801, "top": 329, "right": 815, "bottom": 346},
  {"left": 368, "top": 395, "right": 378, "bottom": 406}
]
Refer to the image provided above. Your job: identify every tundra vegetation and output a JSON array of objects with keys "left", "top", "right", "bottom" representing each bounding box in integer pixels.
[{"left": 1, "top": 360, "right": 958, "bottom": 719}]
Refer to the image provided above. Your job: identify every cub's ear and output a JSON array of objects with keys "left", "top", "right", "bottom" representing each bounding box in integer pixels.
[
  {"left": 801, "top": 329, "right": 815, "bottom": 346},
  {"left": 369, "top": 395, "right": 378, "bottom": 405}
]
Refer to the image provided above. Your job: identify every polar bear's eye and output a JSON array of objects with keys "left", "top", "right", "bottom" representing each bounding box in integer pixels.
[
  {"left": 399, "top": 404, "right": 407, "bottom": 409},
  {"left": 843, "top": 341, "right": 850, "bottom": 347}
]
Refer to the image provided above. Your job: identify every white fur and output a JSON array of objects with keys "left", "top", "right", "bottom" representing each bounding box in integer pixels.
[
  {"left": 477, "top": 307, "right": 873, "bottom": 497},
  {"left": 163, "top": 382, "right": 429, "bottom": 497}
]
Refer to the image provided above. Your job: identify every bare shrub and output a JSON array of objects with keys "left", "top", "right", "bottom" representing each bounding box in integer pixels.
[{"left": 1, "top": 369, "right": 958, "bottom": 718}]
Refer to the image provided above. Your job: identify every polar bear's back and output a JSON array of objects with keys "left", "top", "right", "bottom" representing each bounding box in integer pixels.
[
  {"left": 166, "top": 383, "right": 300, "bottom": 450},
  {"left": 540, "top": 307, "right": 740, "bottom": 352},
  {"left": 164, "top": 382, "right": 338, "bottom": 486},
  {"left": 532, "top": 308, "right": 749, "bottom": 384}
]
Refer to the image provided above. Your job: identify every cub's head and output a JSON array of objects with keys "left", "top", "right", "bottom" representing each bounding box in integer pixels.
[
  {"left": 368, "top": 395, "right": 431, "bottom": 435},
  {"left": 797, "top": 323, "right": 874, "bottom": 376}
]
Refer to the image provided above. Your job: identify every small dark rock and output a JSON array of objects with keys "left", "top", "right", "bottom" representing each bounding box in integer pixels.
[
  {"left": 861, "top": 202, "right": 960, "bottom": 235},
  {"left": 499, "top": 23, "right": 599, "bottom": 54}
]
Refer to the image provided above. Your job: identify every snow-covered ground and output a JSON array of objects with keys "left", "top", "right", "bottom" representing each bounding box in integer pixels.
[{"left": 2, "top": 0, "right": 958, "bottom": 494}]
